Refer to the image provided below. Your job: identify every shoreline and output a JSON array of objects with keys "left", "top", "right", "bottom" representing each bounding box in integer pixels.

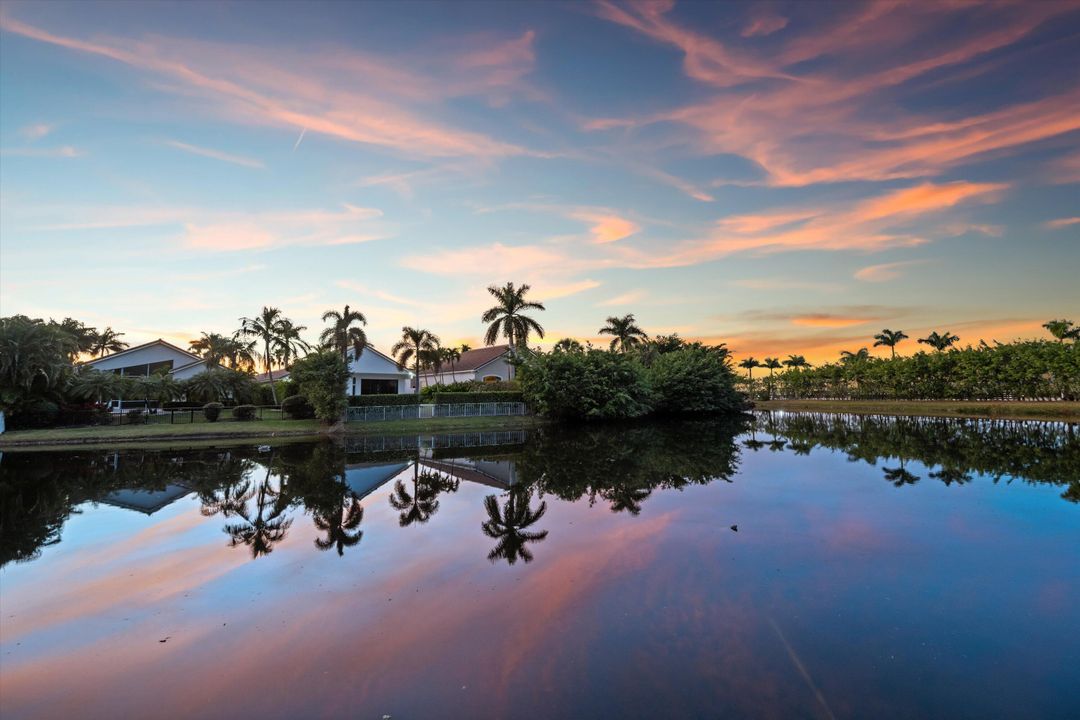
[
  {"left": 756, "top": 399, "right": 1080, "bottom": 422},
  {"left": 0, "top": 415, "right": 543, "bottom": 451}
]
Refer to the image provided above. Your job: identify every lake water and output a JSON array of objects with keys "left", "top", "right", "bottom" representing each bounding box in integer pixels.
[{"left": 1, "top": 413, "right": 1078, "bottom": 719}]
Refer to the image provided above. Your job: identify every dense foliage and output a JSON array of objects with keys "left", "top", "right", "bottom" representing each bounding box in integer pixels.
[
  {"left": 290, "top": 350, "right": 349, "bottom": 422},
  {"left": 648, "top": 345, "right": 745, "bottom": 414},
  {"left": 348, "top": 394, "right": 420, "bottom": 407},
  {"left": 519, "top": 349, "right": 654, "bottom": 420},
  {"left": 751, "top": 340, "right": 1080, "bottom": 401},
  {"left": 430, "top": 391, "right": 524, "bottom": 404},
  {"left": 281, "top": 395, "right": 315, "bottom": 419}
]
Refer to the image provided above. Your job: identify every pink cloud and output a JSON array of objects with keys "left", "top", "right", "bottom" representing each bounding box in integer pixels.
[
  {"left": 741, "top": 11, "right": 788, "bottom": 38},
  {"left": 163, "top": 139, "right": 264, "bottom": 168},
  {"left": 854, "top": 260, "right": 928, "bottom": 283},
  {"left": 1043, "top": 217, "right": 1080, "bottom": 230},
  {"left": 570, "top": 211, "right": 641, "bottom": 243}
]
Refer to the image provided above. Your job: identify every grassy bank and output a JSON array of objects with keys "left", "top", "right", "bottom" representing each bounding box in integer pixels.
[
  {"left": 757, "top": 399, "right": 1080, "bottom": 422},
  {"left": 0, "top": 414, "right": 542, "bottom": 450}
]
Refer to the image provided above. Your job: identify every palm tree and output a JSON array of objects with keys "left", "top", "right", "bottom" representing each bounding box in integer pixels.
[
  {"left": 275, "top": 319, "right": 311, "bottom": 369},
  {"left": 839, "top": 348, "right": 871, "bottom": 364},
  {"left": 918, "top": 331, "right": 959, "bottom": 352},
  {"left": 873, "top": 328, "right": 909, "bottom": 359},
  {"left": 553, "top": 337, "right": 585, "bottom": 353},
  {"left": 1043, "top": 319, "right": 1079, "bottom": 343},
  {"left": 481, "top": 282, "right": 545, "bottom": 351},
  {"left": 91, "top": 327, "right": 128, "bottom": 358},
  {"left": 67, "top": 369, "right": 120, "bottom": 404},
  {"left": 320, "top": 304, "right": 367, "bottom": 361},
  {"left": 388, "top": 464, "right": 457, "bottom": 527},
  {"left": 459, "top": 343, "right": 472, "bottom": 353},
  {"left": 391, "top": 327, "right": 440, "bottom": 396},
  {"left": 738, "top": 357, "right": 762, "bottom": 383},
  {"left": 598, "top": 314, "right": 648, "bottom": 352},
  {"left": 189, "top": 332, "right": 236, "bottom": 366},
  {"left": 138, "top": 371, "right": 182, "bottom": 407},
  {"left": 239, "top": 306, "right": 285, "bottom": 403},
  {"left": 762, "top": 357, "right": 782, "bottom": 399},
  {"left": 440, "top": 346, "right": 462, "bottom": 381},
  {"left": 312, "top": 491, "right": 364, "bottom": 556},
  {"left": 782, "top": 354, "right": 810, "bottom": 369},
  {"left": 481, "top": 489, "right": 548, "bottom": 565},
  {"left": 51, "top": 318, "right": 98, "bottom": 360}
]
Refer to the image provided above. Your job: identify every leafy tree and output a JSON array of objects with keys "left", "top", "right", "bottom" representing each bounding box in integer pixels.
[
  {"left": 518, "top": 349, "right": 652, "bottom": 420},
  {"left": 598, "top": 313, "right": 648, "bottom": 352},
  {"left": 481, "top": 282, "right": 545, "bottom": 350},
  {"left": 649, "top": 346, "right": 746, "bottom": 414},
  {"left": 873, "top": 328, "right": 909, "bottom": 359},
  {"left": 51, "top": 318, "right": 98, "bottom": 360},
  {"left": 289, "top": 350, "right": 349, "bottom": 422},
  {"left": 553, "top": 337, "right": 585, "bottom": 354},
  {"left": 91, "top": 327, "right": 128, "bottom": 358},
  {"left": 918, "top": 331, "right": 960, "bottom": 352},
  {"left": 190, "top": 332, "right": 236, "bottom": 366},
  {"left": 0, "top": 315, "right": 78, "bottom": 415},
  {"left": 391, "top": 326, "right": 439, "bottom": 396},
  {"left": 1043, "top": 319, "right": 1079, "bottom": 343},
  {"left": 320, "top": 304, "right": 367, "bottom": 361},
  {"left": 783, "top": 354, "right": 810, "bottom": 369}
]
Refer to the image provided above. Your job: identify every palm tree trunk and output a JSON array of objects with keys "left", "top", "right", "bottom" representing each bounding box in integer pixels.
[{"left": 265, "top": 339, "right": 278, "bottom": 404}]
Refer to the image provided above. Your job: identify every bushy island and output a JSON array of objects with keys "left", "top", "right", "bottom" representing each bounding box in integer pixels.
[{"left": 517, "top": 341, "right": 749, "bottom": 420}]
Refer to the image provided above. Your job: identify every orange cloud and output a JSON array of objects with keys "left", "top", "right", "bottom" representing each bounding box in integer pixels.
[
  {"left": 0, "top": 14, "right": 533, "bottom": 159},
  {"left": 1043, "top": 217, "right": 1080, "bottom": 230},
  {"left": 571, "top": 211, "right": 641, "bottom": 243},
  {"left": 854, "top": 260, "right": 926, "bottom": 282}
]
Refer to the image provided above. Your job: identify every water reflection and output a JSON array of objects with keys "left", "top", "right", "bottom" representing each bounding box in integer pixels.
[{"left": 2, "top": 413, "right": 1078, "bottom": 571}]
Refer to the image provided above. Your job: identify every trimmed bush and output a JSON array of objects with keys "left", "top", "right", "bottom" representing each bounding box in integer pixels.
[
  {"left": 348, "top": 394, "right": 420, "bottom": 407},
  {"left": 420, "top": 380, "right": 519, "bottom": 399},
  {"left": 281, "top": 395, "right": 315, "bottom": 419},
  {"left": 648, "top": 346, "right": 747, "bottom": 415},
  {"left": 232, "top": 404, "right": 257, "bottom": 421},
  {"left": 431, "top": 391, "right": 524, "bottom": 404},
  {"left": 203, "top": 402, "right": 223, "bottom": 422}
]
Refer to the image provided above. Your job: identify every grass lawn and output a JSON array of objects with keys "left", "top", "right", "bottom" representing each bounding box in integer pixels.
[
  {"left": 757, "top": 399, "right": 1080, "bottom": 422},
  {"left": 0, "top": 414, "right": 542, "bottom": 450}
]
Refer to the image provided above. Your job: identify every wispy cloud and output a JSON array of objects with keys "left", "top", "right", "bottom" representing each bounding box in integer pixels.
[
  {"left": 1043, "top": 217, "right": 1080, "bottom": 230},
  {"left": 597, "top": 290, "right": 646, "bottom": 307},
  {"left": 741, "top": 10, "right": 788, "bottom": 38},
  {"left": 163, "top": 140, "right": 264, "bottom": 169},
  {"left": 854, "top": 260, "right": 928, "bottom": 282},
  {"left": 18, "top": 122, "right": 54, "bottom": 141},
  {"left": 0, "top": 145, "right": 81, "bottom": 158},
  {"left": 570, "top": 211, "right": 641, "bottom": 244}
]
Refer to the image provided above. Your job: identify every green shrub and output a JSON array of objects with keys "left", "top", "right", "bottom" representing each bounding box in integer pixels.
[
  {"left": 203, "top": 402, "right": 223, "bottom": 422},
  {"left": 290, "top": 351, "right": 349, "bottom": 422},
  {"left": 519, "top": 350, "right": 652, "bottom": 420},
  {"left": 431, "top": 391, "right": 524, "bottom": 404},
  {"left": 648, "top": 346, "right": 747, "bottom": 414},
  {"left": 348, "top": 394, "right": 419, "bottom": 407},
  {"left": 281, "top": 395, "right": 315, "bottom": 419},
  {"left": 232, "top": 404, "right": 257, "bottom": 421}
]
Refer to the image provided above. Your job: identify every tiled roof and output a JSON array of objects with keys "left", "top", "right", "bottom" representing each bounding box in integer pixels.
[
  {"left": 447, "top": 345, "right": 510, "bottom": 372},
  {"left": 253, "top": 370, "right": 289, "bottom": 383}
]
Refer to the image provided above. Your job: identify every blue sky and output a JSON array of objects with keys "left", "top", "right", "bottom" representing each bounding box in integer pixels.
[{"left": 1, "top": 0, "right": 1078, "bottom": 361}]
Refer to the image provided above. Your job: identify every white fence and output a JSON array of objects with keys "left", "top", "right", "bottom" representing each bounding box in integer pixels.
[{"left": 346, "top": 402, "right": 528, "bottom": 423}]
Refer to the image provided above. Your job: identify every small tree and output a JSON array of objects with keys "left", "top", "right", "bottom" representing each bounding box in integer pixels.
[{"left": 290, "top": 350, "right": 349, "bottom": 422}]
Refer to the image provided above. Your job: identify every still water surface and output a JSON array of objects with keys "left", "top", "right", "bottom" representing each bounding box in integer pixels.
[{"left": 1, "top": 413, "right": 1078, "bottom": 719}]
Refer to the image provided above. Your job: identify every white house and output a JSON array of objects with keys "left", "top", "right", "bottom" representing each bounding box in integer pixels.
[
  {"left": 81, "top": 339, "right": 212, "bottom": 380},
  {"left": 419, "top": 344, "right": 515, "bottom": 387},
  {"left": 345, "top": 346, "right": 412, "bottom": 396}
]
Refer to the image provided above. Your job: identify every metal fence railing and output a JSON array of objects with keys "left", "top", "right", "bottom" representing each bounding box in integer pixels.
[{"left": 346, "top": 402, "right": 528, "bottom": 423}]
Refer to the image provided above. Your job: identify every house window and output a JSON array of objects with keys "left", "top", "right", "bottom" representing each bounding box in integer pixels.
[
  {"left": 482, "top": 375, "right": 501, "bottom": 383},
  {"left": 361, "top": 378, "right": 399, "bottom": 395}
]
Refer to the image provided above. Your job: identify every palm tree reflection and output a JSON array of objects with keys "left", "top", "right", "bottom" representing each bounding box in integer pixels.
[
  {"left": 219, "top": 457, "right": 293, "bottom": 558},
  {"left": 481, "top": 488, "right": 548, "bottom": 565},
  {"left": 389, "top": 463, "right": 459, "bottom": 527},
  {"left": 312, "top": 490, "right": 364, "bottom": 556}
]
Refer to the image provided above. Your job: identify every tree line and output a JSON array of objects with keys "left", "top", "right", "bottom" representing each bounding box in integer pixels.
[{"left": 735, "top": 320, "right": 1080, "bottom": 401}]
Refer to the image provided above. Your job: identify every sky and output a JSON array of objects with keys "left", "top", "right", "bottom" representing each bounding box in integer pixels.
[{"left": 1, "top": 0, "right": 1078, "bottom": 363}]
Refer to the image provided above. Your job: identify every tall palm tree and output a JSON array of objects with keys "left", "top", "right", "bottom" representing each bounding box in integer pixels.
[
  {"left": 873, "top": 328, "right": 909, "bottom": 359},
  {"left": 598, "top": 314, "right": 648, "bottom": 352},
  {"left": 481, "top": 282, "right": 545, "bottom": 351},
  {"left": 481, "top": 489, "right": 548, "bottom": 565},
  {"left": 391, "top": 327, "right": 440, "bottom": 396},
  {"left": 738, "top": 357, "right": 762, "bottom": 383},
  {"left": 762, "top": 357, "right": 782, "bottom": 399},
  {"left": 782, "top": 354, "right": 810, "bottom": 369},
  {"left": 275, "top": 319, "right": 311, "bottom": 369},
  {"left": 553, "top": 337, "right": 585, "bottom": 353},
  {"left": 52, "top": 318, "right": 98, "bottom": 360},
  {"left": 459, "top": 343, "right": 472, "bottom": 354},
  {"left": 839, "top": 348, "right": 871, "bottom": 364},
  {"left": 91, "top": 327, "right": 128, "bottom": 358},
  {"left": 441, "top": 346, "right": 462, "bottom": 381},
  {"left": 918, "top": 331, "right": 959, "bottom": 352},
  {"left": 320, "top": 304, "right": 367, "bottom": 361},
  {"left": 1043, "top": 319, "right": 1079, "bottom": 343},
  {"left": 189, "top": 332, "right": 235, "bottom": 366},
  {"left": 239, "top": 306, "right": 285, "bottom": 403}
]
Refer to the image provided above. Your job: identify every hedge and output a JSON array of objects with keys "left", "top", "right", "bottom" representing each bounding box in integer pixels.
[
  {"left": 348, "top": 394, "right": 420, "bottom": 407},
  {"left": 431, "top": 391, "right": 524, "bottom": 404}
]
